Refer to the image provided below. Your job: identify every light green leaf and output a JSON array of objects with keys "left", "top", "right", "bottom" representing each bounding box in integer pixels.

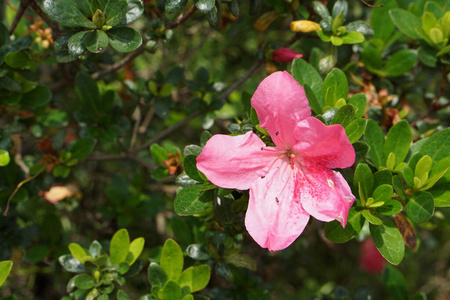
[
  {"left": 160, "top": 239, "right": 183, "bottom": 280},
  {"left": 384, "top": 120, "right": 412, "bottom": 165},
  {"left": 362, "top": 209, "right": 383, "bottom": 225},
  {"left": 127, "top": 237, "right": 145, "bottom": 266},
  {"left": 291, "top": 58, "right": 324, "bottom": 114},
  {"left": 345, "top": 118, "right": 367, "bottom": 144},
  {"left": 68, "top": 243, "right": 89, "bottom": 263},
  {"left": 0, "top": 261, "right": 13, "bottom": 287},
  {"left": 110, "top": 229, "right": 130, "bottom": 264},
  {"left": 177, "top": 265, "right": 210, "bottom": 292},
  {"left": 0, "top": 149, "right": 10, "bottom": 166}
]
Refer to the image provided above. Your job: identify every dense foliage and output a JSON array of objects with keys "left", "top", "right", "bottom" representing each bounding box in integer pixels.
[{"left": 0, "top": 0, "right": 449, "bottom": 299}]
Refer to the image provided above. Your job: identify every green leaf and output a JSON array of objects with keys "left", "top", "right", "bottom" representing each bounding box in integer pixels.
[
  {"left": 148, "top": 262, "right": 168, "bottom": 287},
  {"left": 370, "top": 216, "right": 405, "bottom": 265},
  {"left": 345, "top": 118, "right": 367, "bottom": 144},
  {"left": 110, "top": 229, "right": 130, "bottom": 264},
  {"left": 166, "top": 0, "right": 188, "bottom": 14},
  {"left": 177, "top": 265, "right": 210, "bottom": 292},
  {"left": 70, "top": 138, "right": 96, "bottom": 160},
  {"left": 371, "top": 0, "right": 397, "bottom": 42},
  {"left": 419, "top": 128, "right": 449, "bottom": 162},
  {"left": 362, "top": 209, "right": 383, "bottom": 225},
  {"left": 84, "top": 30, "right": 109, "bottom": 53},
  {"left": 73, "top": 274, "right": 95, "bottom": 290},
  {"left": 323, "top": 68, "right": 348, "bottom": 109},
  {"left": 89, "top": 240, "right": 103, "bottom": 258},
  {"left": 183, "top": 155, "right": 203, "bottom": 182},
  {"left": 374, "top": 169, "right": 393, "bottom": 187},
  {"left": 0, "top": 149, "right": 10, "bottom": 167},
  {"left": 354, "top": 163, "right": 374, "bottom": 201},
  {"left": 341, "top": 31, "right": 365, "bottom": 44},
  {"left": 430, "top": 181, "right": 450, "bottom": 207},
  {"left": 389, "top": 8, "right": 422, "bottom": 39},
  {"left": 324, "top": 207, "right": 364, "bottom": 243},
  {"left": 384, "top": 49, "right": 418, "bottom": 77},
  {"left": 160, "top": 239, "right": 184, "bottom": 280},
  {"left": 68, "top": 30, "right": 89, "bottom": 56},
  {"left": 224, "top": 253, "right": 257, "bottom": 271},
  {"left": 373, "top": 184, "right": 393, "bottom": 203},
  {"left": 162, "top": 280, "right": 182, "bottom": 299},
  {"left": 75, "top": 72, "right": 100, "bottom": 115},
  {"left": 117, "top": 289, "right": 131, "bottom": 300},
  {"left": 21, "top": 85, "right": 52, "bottom": 109},
  {"left": 345, "top": 21, "right": 374, "bottom": 35},
  {"left": 392, "top": 175, "right": 406, "bottom": 200},
  {"left": 418, "top": 45, "right": 438, "bottom": 67},
  {"left": 405, "top": 191, "right": 434, "bottom": 223},
  {"left": 104, "top": 0, "right": 128, "bottom": 26},
  {"left": 186, "top": 244, "right": 210, "bottom": 260},
  {"left": 313, "top": 1, "right": 330, "bottom": 19},
  {"left": 193, "top": 0, "right": 215, "bottom": 13},
  {"left": 291, "top": 58, "right": 324, "bottom": 114},
  {"left": 68, "top": 243, "right": 89, "bottom": 263},
  {"left": 107, "top": 27, "right": 142, "bottom": 52},
  {"left": 127, "top": 237, "right": 145, "bottom": 265},
  {"left": 174, "top": 186, "right": 213, "bottom": 215},
  {"left": 150, "top": 144, "right": 168, "bottom": 166},
  {"left": 122, "top": 0, "right": 144, "bottom": 24},
  {"left": 331, "top": 104, "right": 355, "bottom": 127},
  {"left": 59, "top": 255, "right": 87, "bottom": 273},
  {"left": 384, "top": 120, "right": 411, "bottom": 166},
  {"left": 365, "top": 119, "right": 385, "bottom": 168},
  {"left": 5, "top": 50, "right": 31, "bottom": 69},
  {"left": 347, "top": 93, "right": 367, "bottom": 118},
  {"left": 0, "top": 261, "right": 13, "bottom": 287},
  {"left": 376, "top": 200, "right": 403, "bottom": 215},
  {"left": 42, "top": 0, "right": 96, "bottom": 28},
  {"left": 382, "top": 267, "right": 409, "bottom": 300}
]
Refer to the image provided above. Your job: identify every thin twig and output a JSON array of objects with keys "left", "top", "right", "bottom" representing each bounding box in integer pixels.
[
  {"left": 3, "top": 170, "right": 42, "bottom": 216},
  {"left": 9, "top": 0, "right": 30, "bottom": 35},
  {"left": 29, "top": 0, "right": 61, "bottom": 37},
  {"left": 360, "top": 0, "right": 384, "bottom": 8},
  {"left": 166, "top": 5, "right": 197, "bottom": 30}
]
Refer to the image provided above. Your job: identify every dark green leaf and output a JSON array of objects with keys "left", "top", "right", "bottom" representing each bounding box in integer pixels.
[
  {"left": 362, "top": 42, "right": 382, "bottom": 72},
  {"left": 291, "top": 58, "right": 324, "bottom": 114},
  {"left": 104, "top": 0, "right": 128, "bottom": 26},
  {"left": 322, "top": 68, "right": 348, "bottom": 109},
  {"left": 384, "top": 49, "right": 418, "bottom": 77},
  {"left": 24, "top": 245, "right": 51, "bottom": 263},
  {"left": 73, "top": 274, "right": 95, "bottom": 290},
  {"left": 70, "top": 138, "right": 96, "bottom": 160},
  {"left": 392, "top": 175, "right": 406, "bottom": 200},
  {"left": 370, "top": 0, "right": 397, "bottom": 42},
  {"left": 324, "top": 207, "right": 364, "bottom": 243},
  {"left": 345, "top": 118, "right": 367, "bottom": 144},
  {"left": 162, "top": 280, "right": 182, "bottom": 299},
  {"left": 148, "top": 262, "right": 168, "bottom": 287},
  {"left": 174, "top": 186, "right": 213, "bottom": 215},
  {"left": 382, "top": 267, "right": 409, "bottom": 300},
  {"left": 5, "top": 50, "right": 31, "bottom": 69},
  {"left": 376, "top": 200, "right": 403, "bottom": 215},
  {"left": 389, "top": 8, "right": 421, "bottom": 39},
  {"left": 365, "top": 119, "right": 385, "bottom": 168},
  {"left": 331, "top": 104, "right": 355, "bottom": 127},
  {"left": 384, "top": 120, "right": 411, "bottom": 165},
  {"left": 418, "top": 45, "right": 438, "bottom": 67},
  {"left": 405, "top": 191, "right": 434, "bottom": 223},
  {"left": 42, "top": 0, "right": 96, "bottom": 28},
  {"left": 419, "top": 128, "right": 449, "bottom": 162},
  {"left": 84, "top": 30, "right": 109, "bottom": 53},
  {"left": 166, "top": 0, "right": 189, "bottom": 14},
  {"left": 107, "top": 27, "right": 142, "bottom": 52},
  {"left": 347, "top": 93, "right": 367, "bottom": 118},
  {"left": 75, "top": 72, "right": 100, "bottom": 115},
  {"left": 354, "top": 163, "right": 374, "bottom": 200},
  {"left": 21, "top": 85, "right": 52, "bottom": 109},
  {"left": 227, "top": 0, "right": 239, "bottom": 17},
  {"left": 170, "top": 217, "right": 194, "bottom": 245},
  {"left": 183, "top": 155, "right": 204, "bottom": 182},
  {"left": 122, "top": 0, "right": 144, "bottom": 24},
  {"left": 370, "top": 216, "right": 404, "bottom": 265},
  {"left": 117, "top": 289, "right": 130, "bottom": 300}
]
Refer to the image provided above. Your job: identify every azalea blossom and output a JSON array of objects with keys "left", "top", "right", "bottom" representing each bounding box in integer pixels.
[
  {"left": 359, "top": 238, "right": 385, "bottom": 273},
  {"left": 272, "top": 48, "right": 303, "bottom": 63},
  {"left": 197, "top": 71, "right": 355, "bottom": 251}
]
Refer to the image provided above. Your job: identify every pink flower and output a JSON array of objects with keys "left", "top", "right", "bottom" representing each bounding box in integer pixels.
[
  {"left": 197, "top": 71, "right": 355, "bottom": 251},
  {"left": 272, "top": 48, "right": 303, "bottom": 63},
  {"left": 359, "top": 238, "right": 385, "bottom": 273}
]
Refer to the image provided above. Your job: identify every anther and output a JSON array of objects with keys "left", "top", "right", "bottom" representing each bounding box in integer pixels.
[
  {"left": 261, "top": 147, "right": 264, "bottom": 150},
  {"left": 261, "top": 176, "right": 265, "bottom": 179},
  {"left": 275, "top": 197, "right": 279, "bottom": 203},
  {"left": 276, "top": 131, "right": 279, "bottom": 135}
]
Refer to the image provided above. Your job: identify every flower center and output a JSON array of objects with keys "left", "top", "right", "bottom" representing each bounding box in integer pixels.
[{"left": 287, "top": 150, "right": 297, "bottom": 170}]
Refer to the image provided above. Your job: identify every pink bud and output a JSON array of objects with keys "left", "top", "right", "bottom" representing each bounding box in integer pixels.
[
  {"left": 272, "top": 48, "right": 303, "bottom": 63},
  {"left": 359, "top": 238, "right": 386, "bottom": 274}
]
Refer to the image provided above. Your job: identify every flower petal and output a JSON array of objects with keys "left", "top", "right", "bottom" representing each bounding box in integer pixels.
[
  {"left": 296, "top": 165, "right": 355, "bottom": 227},
  {"left": 196, "top": 131, "right": 275, "bottom": 190},
  {"left": 251, "top": 71, "right": 311, "bottom": 149},
  {"left": 293, "top": 117, "right": 355, "bottom": 169},
  {"left": 245, "top": 159, "right": 310, "bottom": 251}
]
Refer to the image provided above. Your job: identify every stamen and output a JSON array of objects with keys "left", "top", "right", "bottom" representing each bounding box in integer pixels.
[
  {"left": 261, "top": 176, "right": 265, "bottom": 179},
  {"left": 276, "top": 131, "right": 279, "bottom": 135},
  {"left": 275, "top": 197, "right": 280, "bottom": 204},
  {"left": 289, "top": 152, "right": 296, "bottom": 170},
  {"left": 327, "top": 178, "right": 336, "bottom": 189}
]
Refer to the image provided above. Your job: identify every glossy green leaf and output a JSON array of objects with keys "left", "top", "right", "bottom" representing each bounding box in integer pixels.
[
  {"left": 70, "top": 138, "right": 96, "bottom": 160},
  {"left": 0, "top": 149, "right": 10, "bottom": 166},
  {"left": 117, "top": 289, "right": 131, "bottom": 300},
  {"left": 183, "top": 155, "right": 203, "bottom": 182},
  {"left": 160, "top": 239, "right": 183, "bottom": 280},
  {"left": 331, "top": 104, "right": 355, "bottom": 127},
  {"left": 42, "top": 0, "right": 96, "bottom": 28},
  {"left": 341, "top": 31, "right": 365, "bottom": 44},
  {"left": 127, "top": 237, "right": 145, "bottom": 265},
  {"left": 291, "top": 58, "right": 324, "bottom": 114},
  {"left": 405, "top": 191, "right": 434, "bottom": 223},
  {"left": 370, "top": 216, "right": 404, "bottom": 265},
  {"left": 68, "top": 243, "right": 89, "bottom": 263},
  {"left": 419, "top": 128, "right": 449, "bottom": 162},
  {"left": 110, "top": 229, "right": 130, "bottom": 264},
  {"left": 165, "top": 0, "right": 188, "bottom": 14},
  {"left": 194, "top": 0, "right": 215, "bottom": 13},
  {"left": 174, "top": 186, "right": 213, "bottom": 215},
  {"left": 59, "top": 255, "right": 87, "bottom": 273},
  {"left": 313, "top": 1, "right": 330, "bottom": 19},
  {"left": 354, "top": 163, "right": 374, "bottom": 201},
  {"left": 324, "top": 207, "right": 364, "bottom": 243},
  {"left": 177, "top": 265, "right": 210, "bottom": 292},
  {"left": 0, "top": 261, "right": 12, "bottom": 287},
  {"left": 347, "top": 93, "right": 367, "bottom": 118},
  {"left": 382, "top": 267, "right": 409, "bottom": 300},
  {"left": 430, "top": 181, "right": 450, "bottom": 207},
  {"left": 384, "top": 120, "right": 411, "bottom": 166},
  {"left": 162, "top": 280, "right": 182, "bottom": 299},
  {"left": 84, "top": 30, "right": 109, "bottom": 53},
  {"left": 108, "top": 27, "right": 142, "bottom": 52},
  {"left": 384, "top": 50, "right": 418, "bottom": 77},
  {"left": 323, "top": 68, "right": 348, "bottom": 109},
  {"left": 148, "top": 262, "right": 167, "bottom": 288},
  {"left": 122, "top": 0, "right": 144, "bottom": 24},
  {"left": 104, "top": 0, "right": 128, "bottom": 26},
  {"left": 345, "top": 118, "right": 367, "bottom": 144},
  {"left": 89, "top": 240, "right": 103, "bottom": 258},
  {"left": 376, "top": 200, "right": 403, "bottom": 215},
  {"left": 372, "top": 184, "right": 393, "bottom": 203},
  {"left": 74, "top": 274, "right": 95, "bottom": 290},
  {"left": 365, "top": 119, "right": 385, "bottom": 168},
  {"left": 362, "top": 209, "right": 383, "bottom": 225},
  {"left": 389, "top": 8, "right": 422, "bottom": 39},
  {"left": 186, "top": 244, "right": 210, "bottom": 260}
]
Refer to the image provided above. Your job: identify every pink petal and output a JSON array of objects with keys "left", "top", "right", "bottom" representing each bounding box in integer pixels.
[
  {"left": 245, "top": 159, "right": 310, "bottom": 251},
  {"left": 296, "top": 165, "right": 355, "bottom": 227},
  {"left": 196, "top": 131, "right": 275, "bottom": 190},
  {"left": 272, "top": 48, "right": 303, "bottom": 63},
  {"left": 251, "top": 71, "right": 311, "bottom": 149},
  {"left": 293, "top": 117, "right": 355, "bottom": 169}
]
